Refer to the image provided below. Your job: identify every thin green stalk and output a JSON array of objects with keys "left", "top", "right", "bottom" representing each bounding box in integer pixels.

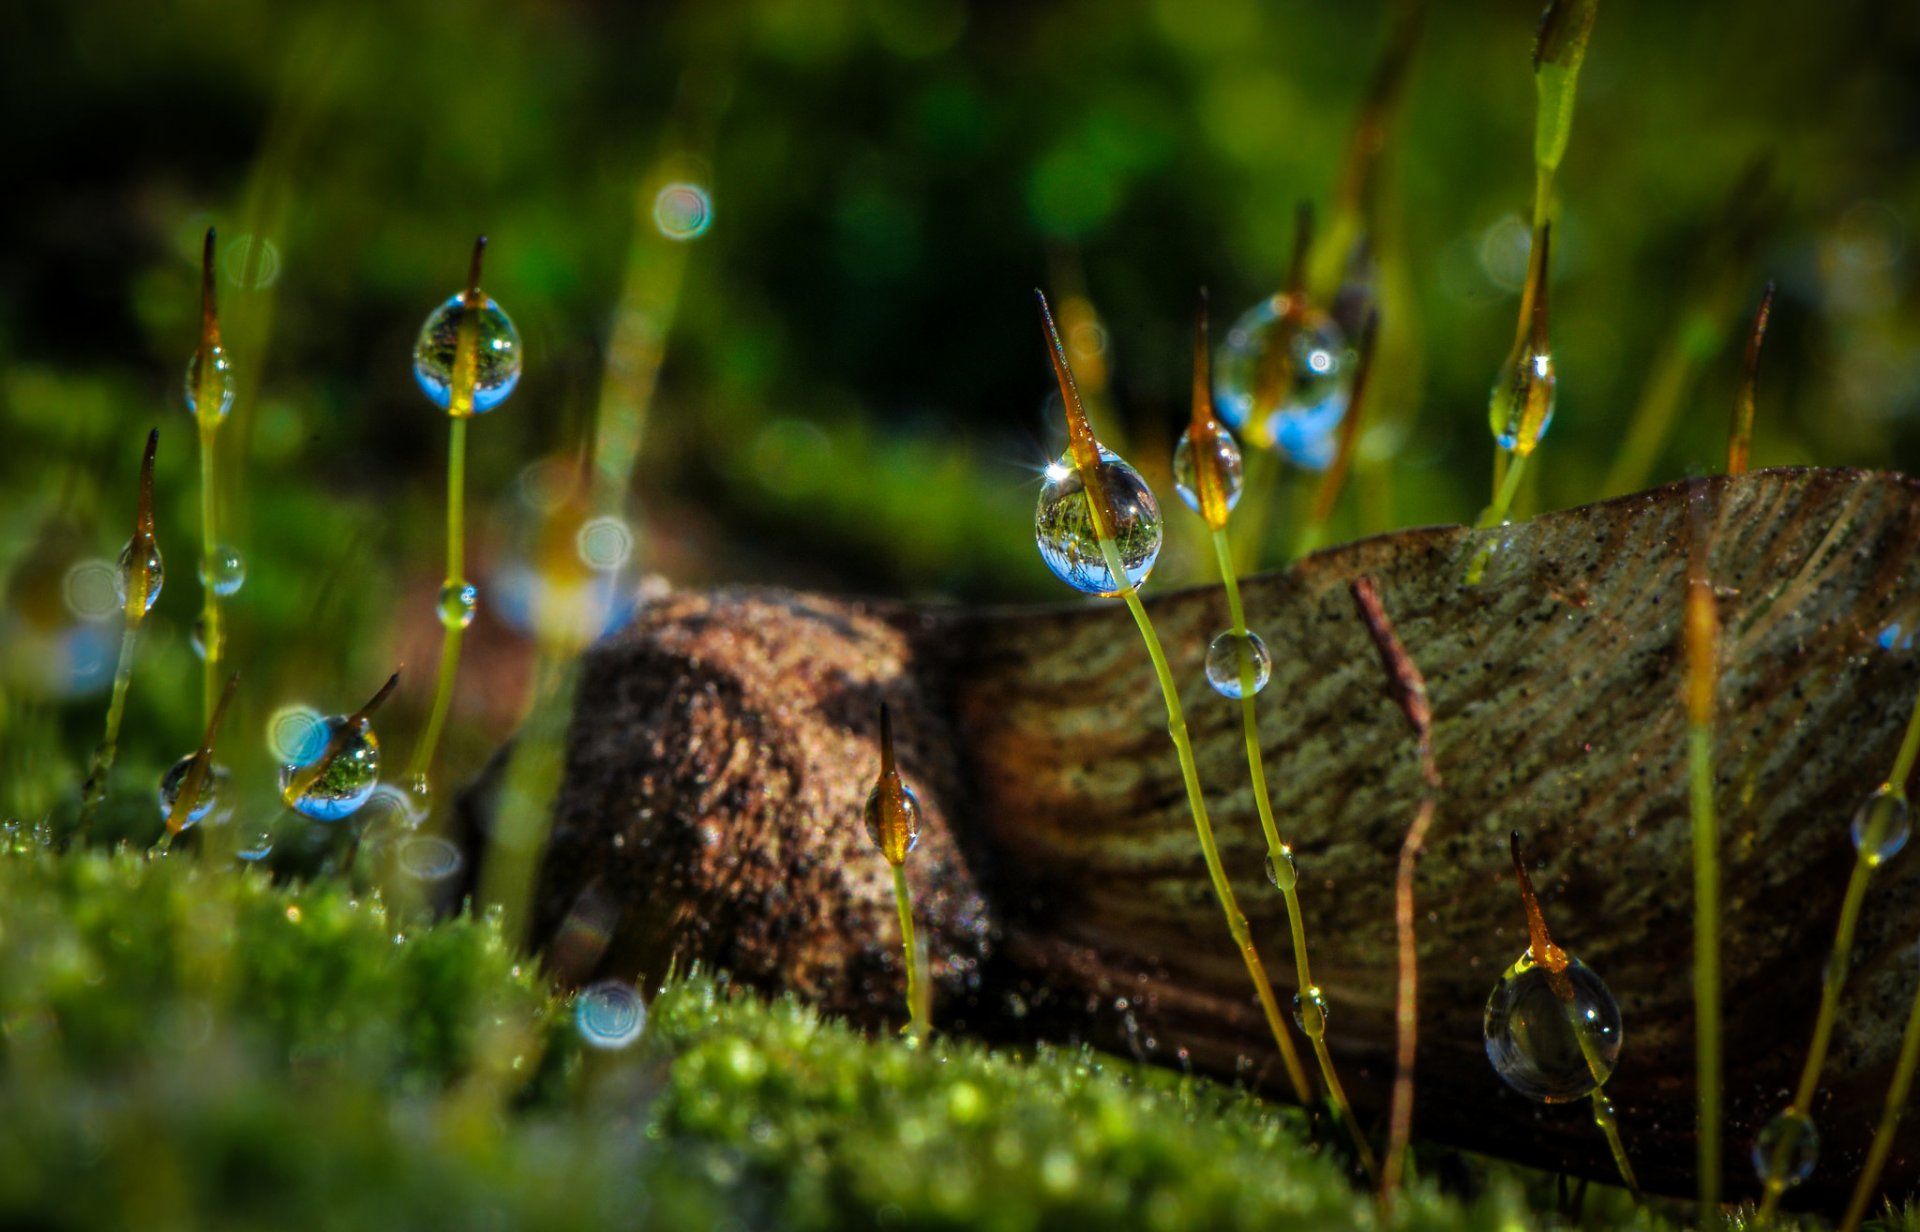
[
  {"left": 1589, "top": 1092, "right": 1639, "bottom": 1195},
  {"left": 75, "top": 621, "right": 143, "bottom": 835},
  {"left": 891, "top": 863, "right": 929, "bottom": 1041},
  {"left": 1688, "top": 721, "right": 1721, "bottom": 1214},
  {"left": 1841, "top": 969, "right": 1920, "bottom": 1231},
  {"left": 1211, "top": 529, "right": 1377, "bottom": 1177},
  {"left": 410, "top": 414, "right": 469, "bottom": 787},
  {"left": 1465, "top": 452, "right": 1529, "bottom": 585},
  {"left": 198, "top": 418, "right": 221, "bottom": 728}
]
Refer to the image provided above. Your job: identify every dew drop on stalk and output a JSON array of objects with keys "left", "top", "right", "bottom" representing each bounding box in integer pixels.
[
  {"left": 1489, "top": 348, "right": 1557, "bottom": 454},
  {"left": 114, "top": 536, "right": 164, "bottom": 614},
  {"left": 1850, "top": 785, "right": 1910, "bottom": 866},
  {"left": 279, "top": 715, "right": 381, "bottom": 821},
  {"left": 437, "top": 581, "right": 479, "bottom": 630},
  {"left": 1204, "top": 630, "right": 1272, "bottom": 698},
  {"left": 864, "top": 706, "right": 922, "bottom": 866},
  {"left": 1265, "top": 845, "right": 1297, "bottom": 891},
  {"left": 1172, "top": 426, "right": 1244, "bottom": 518},
  {"left": 1034, "top": 447, "right": 1162, "bottom": 596},
  {"left": 235, "top": 826, "right": 275, "bottom": 863},
  {"left": 412, "top": 295, "right": 523, "bottom": 413},
  {"left": 1751, "top": 1109, "right": 1819, "bottom": 1189},
  {"left": 1484, "top": 954, "right": 1621, "bottom": 1101},
  {"left": 184, "top": 347, "right": 235, "bottom": 422},
  {"left": 1293, "top": 984, "right": 1329, "bottom": 1037},
  {"left": 155, "top": 755, "right": 230, "bottom": 827},
  {"left": 576, "top": 980, "right": 647, "bottom": 1049},
  {"left": 198, "top": 544, "right": 246, "bottom": 596},
  {"left": 1213, "top": 298, "right": 1352, "bottom": 469}
]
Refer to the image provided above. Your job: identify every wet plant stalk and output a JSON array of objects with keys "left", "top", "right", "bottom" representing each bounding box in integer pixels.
[
  {"left": 1842, "top": 950, "right": 1920, "bottom": 1231},
  {"left": 1685, "top": 568, "right": 1722, "bottom": 1215},
  {"left": 194, "top": 229, "right": 225, "bottom": 728},
  {"left": 1214, "top": 526, "right": 1377, "bottom": 1177},
  {"left": 891, "top": 862, "right": 929, "bottom": 1041},
  {"left": 1759, "top": 683, "right": 1920, "bottom": 1221},
  {"left": 1465, "top": 453, "right": 1530, "bottom": 585}
]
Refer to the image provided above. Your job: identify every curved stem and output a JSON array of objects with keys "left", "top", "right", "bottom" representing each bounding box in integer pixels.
[
  {"left": 1466, "top": 452, "right": 1530, "bottom": 584},
  {"left": 409, "top": 415, "right": 470, "bottom": 785},
  {"left": 74, "top": 619, "right": 143, "bottom": 836},
  {"left": 892, "top": 863, "right": 929, "bottom": 1041}
]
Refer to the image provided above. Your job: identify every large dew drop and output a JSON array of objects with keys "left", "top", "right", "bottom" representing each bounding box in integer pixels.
[
  {"left": 412, "top": 295, "right": 523, "bottom": 414},
  {"left": 1213, "top": 299, "right": 1352, "bottom": 469},
  {"left": 576, "top": 980, "right": 648, "bottom": 1050},
  {"left": 1851, "top": 785, "right": 1911, "bottom": 866},
  {"left": 1752, "top": 1110, "right": 1820, "bottom": 1190},
  {"left": 155, "top": 755, "right": 229, "bottom": 827},
  {"left": 1483, "top": 953, "right": 1622, "bottom": 1103},
  {"left": 184, "top": 346, "right": 236, "bottom": 422},
  {"left": 1489, "top": 349, "right": 1557, "bottom": 454},
  {"left": 1034, "top": 447, "right": 1162, "bottom": 596},
  {"left": 1172, "top": 426, "right": 1244, "bottom": 519},
  {"left": 279, "top": 715, "right": 380, "bottom": 822},
  {"left": 1204, "top": 630, "right": 1272, "bottom": 698},
  {"left": 114, "top": 536, "right": 164, "bottom": 615},
  {"left": 437, "top": 582, "right": 478, "bottom": 630},
  {"left": 864, "top": 776, "right": 922, "bottom": 865},
  {"left": 1293, "top": 985, "right": 1329, "bottom": 1037}
]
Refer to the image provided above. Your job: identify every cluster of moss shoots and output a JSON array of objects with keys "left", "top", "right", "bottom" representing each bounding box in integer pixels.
[{"left": 35, "top": 0, "right": 1920, "bottom": 1224}]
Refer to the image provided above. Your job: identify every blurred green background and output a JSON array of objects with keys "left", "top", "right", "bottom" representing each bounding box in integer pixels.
[{"left": 2, "top": 0, "right": 1917, "bottom": 825}]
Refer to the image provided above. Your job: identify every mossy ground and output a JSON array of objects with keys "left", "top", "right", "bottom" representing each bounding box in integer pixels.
[{"left": 0, "top": 841, "right": 1904, "bottom": 1231}]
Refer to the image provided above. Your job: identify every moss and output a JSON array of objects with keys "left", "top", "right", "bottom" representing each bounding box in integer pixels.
[{"left": 0, "top": 845, "right": 1895, "bottom": 1230}]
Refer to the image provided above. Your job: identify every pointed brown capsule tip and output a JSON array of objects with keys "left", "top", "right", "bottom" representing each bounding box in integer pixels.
[
  {"left": 1508, "top": 830, "right": 1567, "bottom": 971},
  {"left": 136, "top": 428, "right": 159, "bottom": 537},
  {"left": 1189, "top": 288, "right": 1215, "bottom": 440},
  {"left": 199, "top": 227, "right": 220, "bottom": 338},
  {"left": 1528, "top": 224, "right": 1553, "bottom": 348},
  {"left": 350, "top": 670, "right": 403, "bottom": 727},
  {"left": 1741, "top": 281, "right": 1776, "bottom": 398},
  {"left": 1533, "top": 0, "right": 1597, "bottom": 73},
  {"left": 466, "top": 235, "right": 488, "bottom": 305},
  {"left": 1728, "top": 282, "right": 1774, "bottom": 477},
  {"left": 878, "top": 703, "right": 896, "bottom": 776},
  {"left": 1034, "top": 288, "right": 1100, "bottom": 474}
]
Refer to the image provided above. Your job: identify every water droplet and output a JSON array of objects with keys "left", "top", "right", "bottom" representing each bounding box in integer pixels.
[
  {"left": 437, "top": 582, "right": 478, "bottom": 630},
  {"left": 1483, "top": 953, "right": 1622, "bottom": 1102},
  {"left": 1851, "top": 786, "right": 1910, "bottom": 866},
  {"left": 114, "top": 536, "right": 164, "bottom": 614},
  {"left": 1292, "top": 985, "right": 1329, "bottom": 1037},
  {"left": 864, "top": 778, "right": 922, "bottom": 865},
  {"left": 1751, "top": 1110, "right": 1819, "bottom": 1189},
  {"left": 235, "top": 826, "right": 275, "bottom": 862},
  {"left": 1265, "top": 846, "right": 1297, "bottom": 892},
  {"left": 653, "top": 182, "right": 714, "bottom": 241},
  {"left": 198, "top": 544, "right": 246, "bottom": 596},
  {"left": 403, "top": 774, "right": 434, "bottom": 822},
  {"left": 398, "top": 835, "right": 463, "bottom": 882},
  {"left": 279, "top": 715, "right": 380, "bottom": 821},
  {"left": 155, "top": 755, "right": 229, "bottom": 827},
  {"left": 1213, "top": 300, "right": 1351, "bottom": 469},
  {"left": 62, "top": 559, "right": 121, "bottom": 620},
  {"left": 576, "top": 516, "right": 635, "bottom": 572},
  {"left": 190, "top": 616, "right": 221, "bottom": 661},
  {"left": 412, "top": 295, "right": 523, "bottom": 414},
  {"left": 267, "top": 705, "right": 328, "bottom": 763},
  {"left": 1489, "top": 349, "right": 1557, "bottom": 454},
  {"left": 576, "top": 980, "right": 648, "bottom": 1049},
  {"left": 1172, "top": 426, "right": 1244, "bottom": 520},
  {"left": 184, "top": 346, "right": 236, "bottom": 422},
  {"left": 1204, "top": 630, "right": 1272, "bottom": 699},
  {"left": 1034, "top": 447, "right": 1162, "bottom": 596}
]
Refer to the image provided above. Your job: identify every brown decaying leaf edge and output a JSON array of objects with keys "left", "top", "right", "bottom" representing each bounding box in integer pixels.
[{"left": 464, "top": 466, "right": 1920, "bottom": 1208}]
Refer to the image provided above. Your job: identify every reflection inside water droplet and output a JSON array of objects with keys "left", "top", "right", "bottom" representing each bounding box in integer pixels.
[
  {"left": 413, "top": 295, "right": 523, "bottom": 414},
  {"left": 1034, "top": 447, "right": 1162, "bottom": 596},
  {"left": 279, "top": 715, "right": 380, "bottom": 821},
  {"left": 1483, "top": 954, "right": 1621, "bottom": 1102},
  {"left": 1204, "top": 630, "right": 1271, "bottom": 699},
  {"left": 576, "top": 980, "right": 648, "bottom": 1049}
]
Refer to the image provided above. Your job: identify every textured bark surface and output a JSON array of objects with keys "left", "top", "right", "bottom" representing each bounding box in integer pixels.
[{"left": 478, "top": 467, "right": 1920, "bottom": 1205}]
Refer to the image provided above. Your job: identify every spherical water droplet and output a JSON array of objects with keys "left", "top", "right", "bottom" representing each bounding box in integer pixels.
[
  {"left": 1034, "top": 447, "right": 1162, "bottom": 596},
  {"left": 1172, "top": 427, "right": 1244, "bottom": 521},
  {"left": 1214, "top": 301, "right": 1352, "bottom": 469},
  {"left": 864, "top": 777, "right": 922, "bottom": 865},
  {"left": 1489, "top": 350, "right": 1557, "bottom": 454},
  {"left": 653, "top": 183, "right": 713, "bottom": 241},
  {"left": 279, "top": 715, "right": 380, "bottom": 822},
  {"left": 198, "top": 544, "right": 246, "bottom": 596},
  {"left": 1292, "top": 985, "right": 1329, "bottom": 1037},
  {"left": 114, "top": 537, "right": 164, "bottom": 615},
  {"left": 1265, "top": 846, "right": 1297, "bottom": 892},
  {"left": 190, "top": 616, "right": 222, "bottom": 661},
  {"left": 155, "top": 755, "right": 230, "bottom": 827},
  {"left": 268, "top": 705, "right": 328, "bottom": 763},
  {"left": 437, "top": 582, "right": 478, "bottom": 630},
  {"left": 1752, "top": 1110, "right": 1819, "bottom": 1189},
  {"left": 1205, "top": 630, "right": 1272, "bottom": 699},
  {"left": 235, "top": 826, "right": 275, "bottom": 862},
  {"left": 184, "top": 346, "right": 236, "bottom": 422},
  {"left": 413, "top": 295, "right": 523, "bottom": 414},
  {"left": 398, "top": 835, "right": 463, "bottom": 882},
  {"left": 576, "top": 516, "right": 635, "bottom": 572},
  {"left": 1851, "top": 786, "right": 1910, "bottom": 866},
  {"left": 1483, "top": 954, "right": 1622, "bottom": 1102},
  {"left": 576, "top": 980, "right": 648, "bottom": 1049}
]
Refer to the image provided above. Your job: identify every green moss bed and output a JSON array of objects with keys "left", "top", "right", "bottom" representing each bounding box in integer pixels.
[{"left": 0, "top": 841, "right": 1902, "bottom": 1231}]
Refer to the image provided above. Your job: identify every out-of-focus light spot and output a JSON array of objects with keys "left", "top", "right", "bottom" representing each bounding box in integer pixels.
[
  {"left": 1478, "top": 214, "right": 1532, "bottom": 294},
  {"left": 576, "top": 516, "right": 634, "bottom": 572},
  {"left": 653, "top": 183, "right": 713, "bottom": 241},
  {"left": 62, "top": 559, "right": 120, "bottom": 619},
  {"left": 267, "top": 705, "right": 327, "bottom": 764},
  {"left": 224, "top": 235, "right": 281, "bottom": 289},
  {"left": 750, "top": 418, "right": 834, "bottom": 499}
]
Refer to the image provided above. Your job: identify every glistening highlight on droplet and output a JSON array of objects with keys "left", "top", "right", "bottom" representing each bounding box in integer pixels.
[
  {"left": 1034, "top": 447, "right": 1162, "bottom": 596},
  {"left": 413, "top": 295, "right": 524, "bottom": 413},
  {"left": 1204, "top": 630, "right": 1271, "bottom": 698},
  {"left": 279, "top": 714, "right": 381, "bottom": 821},
  {"left": 1214, "top": 297, "right": 1353, "bottom": 467}
]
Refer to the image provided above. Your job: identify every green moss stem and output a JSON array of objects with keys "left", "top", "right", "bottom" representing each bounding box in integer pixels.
[
  {"left": 1688, "top": 721, "right": 1721, "bottom": 1214},
  {"left": 409, "top": 414, "right": 470, "bottom": 786},
  {"left": 197, "top": 417, "right": 221, "bottom": 729},
  {"left": 74, "top": 619, "right": 144, "bottom": 836},
  {"left": 1465, "top": 451, "right": 1529, "bottom": 585},
  {"left": 891, "top": 863, "right": 929, "bottom": 1042}
]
